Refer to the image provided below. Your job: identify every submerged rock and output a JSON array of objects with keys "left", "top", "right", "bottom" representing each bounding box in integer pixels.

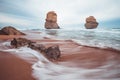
[
  {"left": 28, "top": 43, "right": 46, "bottom": 52},
  {"left": 0, "top": 26, "right": 25, "bottom": 35},
  {"left": 45, "top": 45, "right": 61, "bottom": 60},
  {"left": 45, "top": 11, "right": 60, "bottom": 29},
  {"left": 29, "top": 43, "right": 61, "bottom": 60},
  {"left": 10, "top": 38, "right": 61, "bottom": 60},
  {"left": 85, "top": 16, "right": 98, "bottom": 29},
  {"left": 11, "top": 38, "right": 33, "bottom": 48}
]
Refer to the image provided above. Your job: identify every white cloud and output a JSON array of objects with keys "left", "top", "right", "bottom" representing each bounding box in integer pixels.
[
  {"left": 0, "top": 0, "right": 120, "bottom": 28},
  {"left": 0, "top": 13, "right": 34, "bottom": 26},
  {"left": 22, "top": 0, "right": 120, "bottom": 25}
]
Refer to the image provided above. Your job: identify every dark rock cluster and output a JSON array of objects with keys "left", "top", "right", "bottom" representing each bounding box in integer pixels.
[
  {"left": 11, "top": 38, "right": 33, "bottom": 48},
  {"left": 28, "top": 42, "right": 46, "bottom": 53},
  {"left": 11, "top": 38, "right": 61, "bottom": 60},
  {"left": 45, "top": 45, "right": 61, "bottom": 60}
]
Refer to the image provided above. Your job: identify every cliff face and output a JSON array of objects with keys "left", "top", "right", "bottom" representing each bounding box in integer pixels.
[
  {"left": 45, "top": 11, "right": 60, "bottom": 29},
  {"left": 85, "top": 16, "right": 98, "bottom": 29}
]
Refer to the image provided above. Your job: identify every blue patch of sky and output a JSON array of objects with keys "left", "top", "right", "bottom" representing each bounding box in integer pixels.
[
  {"left": 0, "top": 0, "right": 36, "bottom": 19},
  {"left": 99, "top": 18, "right": 120, "bottom": 29},
  {"left": 0, "top": 0, "right": 41, "bottom": 29}
]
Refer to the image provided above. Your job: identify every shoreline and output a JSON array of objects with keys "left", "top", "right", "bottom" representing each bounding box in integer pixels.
[
  {"left": 0, "top": 31, "right": 120, "bottom": 79},
  {"left": 0, "top": 35, "right": 120, "bottom": 53},
  {"left": 0, "top": 35, "right": 24, "bottom": 40}
]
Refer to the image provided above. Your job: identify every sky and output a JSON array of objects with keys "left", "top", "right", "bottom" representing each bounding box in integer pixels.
[{"left": 0, "top": 0, "right": 120, "bottom": 29}]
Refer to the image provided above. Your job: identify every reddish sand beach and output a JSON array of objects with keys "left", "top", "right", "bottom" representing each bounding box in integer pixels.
[
  {"left": 0, "top": 51, "right": 35, "bottom": 80},
  {"left": 0, "top": 31, "right": 120, "bottom": 80},
  {"left": 35, "top": 39, "right": 120, "bottom": 68},
  {"left": 0, "top": 35, "right": 24, "bottom": 40}
]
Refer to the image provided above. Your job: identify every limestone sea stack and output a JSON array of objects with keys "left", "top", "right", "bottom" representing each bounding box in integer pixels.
[
  {"left": 0, "top": 26, "right": 25, "bottom": 35},
  {"left": 85, "top": 16, "right": 99, "bottom": 29},
  {"left": 45, "top": 11, "right": 60, "bottom": 29}
]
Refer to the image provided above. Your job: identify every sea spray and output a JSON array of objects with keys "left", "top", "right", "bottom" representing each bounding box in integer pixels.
[{"left": 0, "top": 41, "right": 11, "bottom": 50}]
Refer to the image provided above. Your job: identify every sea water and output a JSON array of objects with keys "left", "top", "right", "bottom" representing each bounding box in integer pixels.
[{"left": 39, "top": 28, "right": 120, "bottom": 50}]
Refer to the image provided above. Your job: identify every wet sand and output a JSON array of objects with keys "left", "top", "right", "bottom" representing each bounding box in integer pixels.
[
  {"left": 34, "top": 39, "right": 120, "bottom": 68},
  {"left": 0, "top": 51, "right": 35, "bottom": 80},
  {"left": 0, "top": 35, "right": 24, "bottom": 40},
  {"left": 0, "top": 31, "right": 120, "bottom": 79},
  {"left": 34, "top": 39, "right": 120, "bottom": 78}
]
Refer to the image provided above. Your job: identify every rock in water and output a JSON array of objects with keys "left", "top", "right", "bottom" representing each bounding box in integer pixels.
[
  {"left": 11, "top": 38, "right": 33, "bottom": 48},
  {"left": 28, "top": 42, "right": 46, "bottom": 52},
  {"left": 0, "top": 26, "right": 25, "bottom": 35},
  {"left": 11, "top": 38, "right": 61, "bottom": 61},
  {"left": 45, "top": 11, "right": 60, "bottom": 29},
  {"left": 45, "top": 45, "right": 61, "bottom": 60},
  {"left": 85, "top": 16, "right": 99, "bottom": 29}
]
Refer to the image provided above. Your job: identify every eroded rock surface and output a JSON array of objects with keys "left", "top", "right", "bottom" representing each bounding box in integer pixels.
[
  {"left": 85, "top": 16, "right": 98, "bottom": 29},
  {"left": 45, "top": 11, "right": 60, "bottom": 29},
  {"left": 10, "top": 38, "right": 61, "bottom": 60},
  {"left": 11, "top": 38, "right": 33, "bottom": 48},
  {"left": 45, "top": 45, "right": 61, "bottom": 60},
  {"left": 28, "top": 42, "right": 46, "bottom": 53},
  {"left": 0, "top": 26, "right": 25, "bottom": 35}
]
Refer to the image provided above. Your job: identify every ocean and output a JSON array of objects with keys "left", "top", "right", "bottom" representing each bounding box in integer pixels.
[{"left": 39, "top": 28, "right": 120, "bottom": 51}]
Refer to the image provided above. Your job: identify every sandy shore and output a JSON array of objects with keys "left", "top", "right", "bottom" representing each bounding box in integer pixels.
[
  {"left": 0, "top": 31, "right": 120, "bottom": 79},
  {"left": 0, "top": 51, "right": 35, "bottom": 80},
  {"left": 34, "top": 39, "right": 120, "bottom": 78},
  {"left": 34, "top": 39, "right": 120, "bottom": 68},
  {"left": 0, "top": 35, "right": 24, "bottom": 40}
]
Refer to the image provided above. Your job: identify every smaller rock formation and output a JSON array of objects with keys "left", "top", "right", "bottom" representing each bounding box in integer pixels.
[
  {"left": 11, "top": 38, "right": 33, "bottom": 48},
  {"left": 45, "top": 11, "right": 60, "bottom": 29},
  {"left": 85, "top": 16, "right": 99, "bottom": 29},
  {"left": 45, "top": 45, "right": 61, "bottom": 60},
  {"left": 28, "top": 43, "right": 46, "bottom": 53},
  {"left": 10, "top": 38, "right": 61, "bottom": 60},
  {"left": 0, "top": 26, "right": 25, "bottom": 35}
]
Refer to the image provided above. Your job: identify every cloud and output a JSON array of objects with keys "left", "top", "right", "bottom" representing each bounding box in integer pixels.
[
  {"left": 24, "top": 0, "right": 120, "bottom": 24},
  {"left": 0, "top": 13, "right": 33, "bottom": 26},
  {"left": 0, "top": 0, "right": 120, "bottom": 28}
]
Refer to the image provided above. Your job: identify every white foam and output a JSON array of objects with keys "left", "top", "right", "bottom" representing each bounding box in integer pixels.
[
  {"left": 1, "top": 44, "right": 120, "bottom": 80},
  {"left": 72, "top": 39, "right": 120, "bottom": 51},
  {"left": 40, "top": 29, "right": 120, "bottom": 51},
  {"left": 3, "top": 46, "right": 49, "bottom": 63},
  {"left": 1, "top": 41, "right": 11, "bottom": 46},
  {"left": 0, "top": 41, "right": 11, "bottom": 50},
  {"left": 33, "top": 60, "right": 120, "bottom": 80}
]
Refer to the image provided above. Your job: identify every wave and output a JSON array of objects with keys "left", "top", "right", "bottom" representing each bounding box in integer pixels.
[
  {"left": 72, "top": 39, "right": 120, "bottom": 51},
  {"left": 1, "top": 42, "right": 120, "bottom": 80},
  {"left": 39, "top": 29, "right": 120, "bottom": 51}
]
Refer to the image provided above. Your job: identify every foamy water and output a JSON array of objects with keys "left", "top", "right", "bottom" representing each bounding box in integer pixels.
[
  {"left": 40, "top": 28, "right": 120, "bottom": 51},
  {"left": 1, "top": 42, "right": 120, "bottom": 80}
]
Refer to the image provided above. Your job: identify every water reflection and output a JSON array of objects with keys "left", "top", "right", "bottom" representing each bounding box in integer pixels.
[
  {"left": 45, "top": 29, "right": 58, "bottom": 36},
  {"left": 84, "top": 31, "right": 96, "bottom": 39}
]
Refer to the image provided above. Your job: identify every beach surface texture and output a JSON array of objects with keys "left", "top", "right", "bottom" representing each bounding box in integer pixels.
[{"left": 0, "top": 29, "right": 120, "bottom": 80}]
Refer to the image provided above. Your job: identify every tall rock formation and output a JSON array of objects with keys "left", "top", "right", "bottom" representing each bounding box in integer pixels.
[
  {"left": 85, "top": 16, "right": 99, "bottom": 29},
  {"left": 45, "top": 11, "right": 60, "bottom": 29}
]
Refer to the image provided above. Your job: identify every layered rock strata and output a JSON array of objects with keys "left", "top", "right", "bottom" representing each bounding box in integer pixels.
[
  {"left": 45, "top": 11, "right": 60, "bottom": 29},
  {"left": 85, "top": 16, "right": 98, "bottom": 29}
]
